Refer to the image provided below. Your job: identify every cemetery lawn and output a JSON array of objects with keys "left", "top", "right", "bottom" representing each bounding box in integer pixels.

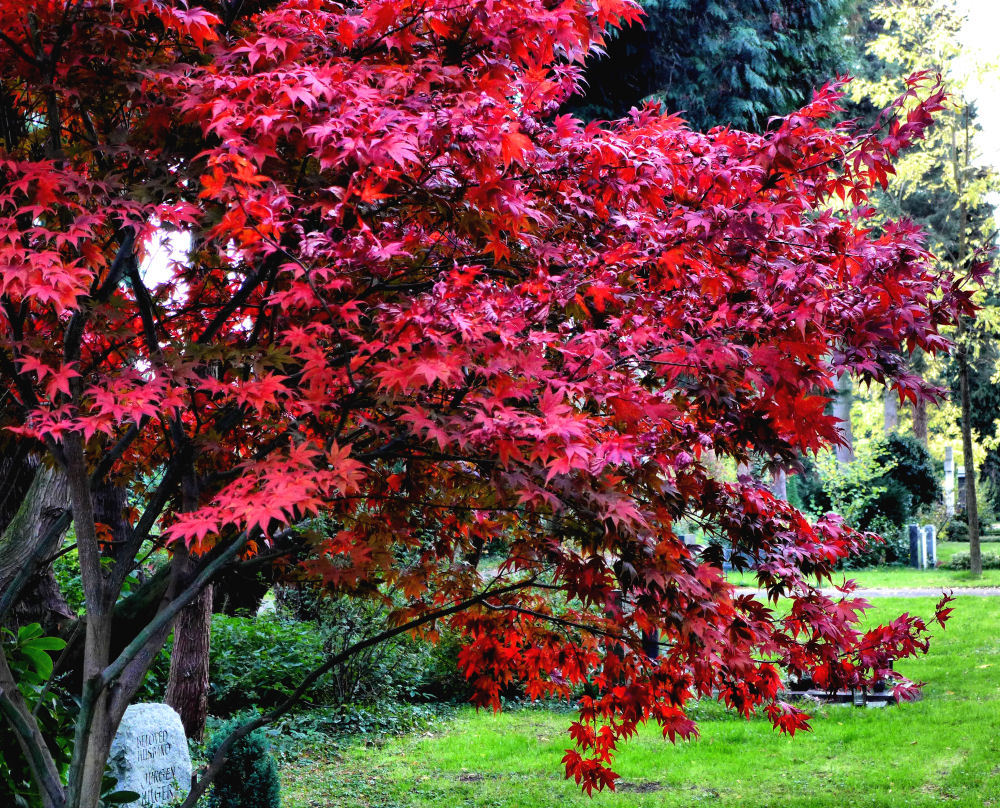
[
  {"left": 729, "top": 542, "right": 1000, "bottom": 590},
  {"left": 280, "top": 596, "right": 1000, "bottom": 808}
]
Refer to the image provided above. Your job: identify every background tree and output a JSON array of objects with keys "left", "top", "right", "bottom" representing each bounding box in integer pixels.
[
  {"left": 0, "top": 2, "right": 968, "bottom": 807},
  {"left": 850, "top": 0, "right": 1000, "bottom": 575},
  {"left": 563, "top": 0, "right": 854, "bottom": 129}
]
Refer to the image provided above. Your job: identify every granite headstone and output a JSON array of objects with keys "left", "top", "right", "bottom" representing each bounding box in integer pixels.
[
  {"left": 908, "top": 523, "right": 921, "bottom": 569},
  {"left": 108, "top": 703, "right": 192, "bottom": 807},
  {"left": 923, "top": 524, "right": 937, "bottom": 568}
]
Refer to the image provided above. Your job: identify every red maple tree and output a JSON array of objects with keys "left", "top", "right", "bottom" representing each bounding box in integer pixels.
[{"left": 0, "top": 1, "right": 971, "bottom": 806}]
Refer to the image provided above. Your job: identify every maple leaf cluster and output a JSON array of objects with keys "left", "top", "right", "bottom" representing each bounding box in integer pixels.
[{"left": 0, "top": 0, "right": 970, "bottom": 794}]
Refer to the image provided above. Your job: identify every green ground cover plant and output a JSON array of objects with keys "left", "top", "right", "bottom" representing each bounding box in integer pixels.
[{"left": 280, "top": 597, "right": 1000, "bottom": 808}]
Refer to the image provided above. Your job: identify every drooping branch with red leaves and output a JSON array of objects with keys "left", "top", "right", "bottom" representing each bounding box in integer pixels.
[{"left": 0, "top": 1, "right": 972, "bottom": 806}]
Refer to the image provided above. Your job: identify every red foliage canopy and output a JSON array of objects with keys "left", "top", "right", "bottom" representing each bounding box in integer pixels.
[{"left": 0, "top": 0, "right": 969, "bottom": 794}]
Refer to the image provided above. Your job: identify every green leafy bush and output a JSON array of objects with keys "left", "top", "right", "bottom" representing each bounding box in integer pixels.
[
  {"left": 139, "top": 612, "right": 327, "bottom": 712},
  {"left": 942, "top": 513, "right": 969, "bottom": 542},
  {"left": 947, "top": 551, "right": 1000, "bottom": 570},
  {"left": 272, "top": 587, "right": 471, "bottom": 704},
  {"left": 204, "top": 718, "right": 281, "bottom": 808},
  {"left": 139, "top": 595, "right": 471, "bottom": 715},
  {"left": 874, "top": 434, "right": 940, "bottom": 510},
  {"left": 0, "top": 625, "right": 74, "bottom": 808}
]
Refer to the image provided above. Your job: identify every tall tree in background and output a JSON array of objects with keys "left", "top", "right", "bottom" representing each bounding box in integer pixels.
[
  {"left": 563, "top": 0, "right": 854, "bottom": 129},
  {"left": 851, "top": 0, "right": 999, "bottom": 575}
]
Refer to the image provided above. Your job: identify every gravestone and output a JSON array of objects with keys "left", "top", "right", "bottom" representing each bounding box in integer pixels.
[
  {"left": 108, "top": 703, "right": 192, "bottom": 807},
  {"left": 923, "top": 524, "right": 937, "bottom": 568},
  {"left": 908, "top": 523, "right": 921, "bottom": 568}
]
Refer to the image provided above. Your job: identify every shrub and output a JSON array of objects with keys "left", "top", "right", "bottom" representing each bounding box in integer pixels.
[
  {"left": 874, "top": 434, "right": 940, "bottom": 510},
  {"left": 138, "top": 612, "right": 328, "bottom": 713},
  {"left": 942, "top": 513, "right": 969, "bottom": 542},
  {"left": 204, "top": 718, "right": 281, "bottom": 808},
  {"left": 411, "top": 627, "right": 472, "bottom": 702},
  {"left": 274, "top": 586, "right": 473, "bottom": 704},
  {"left": 0, "top": 625, "right": 75, "bottom": 808},
  {"left": 841, "top": 515, "right": 910, "bottom": 570},
  {"left": 947, "top": 551, "right": 1000, "bottom": 570}
]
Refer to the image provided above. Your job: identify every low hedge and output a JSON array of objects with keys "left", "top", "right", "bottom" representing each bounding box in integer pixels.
[{"left": 947, "top": 551, "right": 1000, "bottom": 570}]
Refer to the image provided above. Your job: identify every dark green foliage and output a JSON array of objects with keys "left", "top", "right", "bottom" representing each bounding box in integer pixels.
[
  {"left": 872, "top": 433, "right": 940, "bottom": 511},
  {"left": 0, "top": 625, "right": 75, "bottom": 808},
  {"left": 844, "top": 515, "right": 910, "bottom": 570},
  {"left": 564, "top": 0, "right": 853, "bottom": 130},
  {"left": 786, "top": 455, "right": 829, "bottom": 515},
  {"left": 792, "top": 435, "right": 939, "bottom": 568},
  {"left": 138, "top": 612, "right": 329, "bottom": 712},
  {"left": 942, "top": 512, "right": 969, "bottom": 543},
  {"left": 141, "top": 602, "right": 471, "bottom": 715},
  {"left": 413, "top": 627, "right": 472, "bottom": 702},
  {"left": 204, "top": 719, "right": 281, "bottom": 808}
]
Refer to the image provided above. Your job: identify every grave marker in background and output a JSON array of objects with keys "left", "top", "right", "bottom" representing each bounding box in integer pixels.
[{"left": 108, "top": 703, "right": 192, "bottom": 807}]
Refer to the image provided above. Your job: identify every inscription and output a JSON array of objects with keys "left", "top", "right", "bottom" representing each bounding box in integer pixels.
[
  {"left": 135, "top": 730, "right": 172, "bottom": 763},
  {"left": 140, "top": 784, "right": 176, "bottom": 807},
  {"left": 137, "top": 764, "right": 179, "bottom": 806}
]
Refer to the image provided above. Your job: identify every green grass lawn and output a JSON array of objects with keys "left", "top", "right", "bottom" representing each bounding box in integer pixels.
[
  {"left": 727, "top": 542, "right": 1000, "bottom": 590},
  {"left": 281, "top": 596, "right": 1000, "bottom": 807}
]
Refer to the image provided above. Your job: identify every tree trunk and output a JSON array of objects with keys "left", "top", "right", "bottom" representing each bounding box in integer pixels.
[
  {"left": 911, "top": 397, "right": 929, "bottom": 446},
  {"left": 771, "top": 468, "right": 787, "bottom": 500},
  {"left": 0, "top": 465, "right": 73, "bottom": 631},
  {"left": 883, "top": 388, "right": 899, "bottom": 435},
  {"left": 951, "top": 106, "right": 980, "bottom": 577},
  {"left": 833, "top": 372, "right": 855, "bottom": 465},
  {"left": 958, "top": 323, "right": 982, "bottom": 577},
  {"left": 0, "top": 438, "right": 38, "bottom": 533},
  {"left": 165, "top": 546, "right": 213, "bottom": 740},
  {"left": 165, "top": 468, "right": 213, "bottom": 741}
]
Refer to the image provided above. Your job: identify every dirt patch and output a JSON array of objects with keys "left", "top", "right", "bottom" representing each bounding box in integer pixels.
[{"left": 616, "top": 781, "right": 664, "bottom": 793}]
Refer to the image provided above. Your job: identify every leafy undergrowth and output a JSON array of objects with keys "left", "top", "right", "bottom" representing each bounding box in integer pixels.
[
  {"left": 250, "top": 702, "right": 459, "bottom": 762},
  {"left": 281, "top": 597, "right": 1000, "bottom": 808}
]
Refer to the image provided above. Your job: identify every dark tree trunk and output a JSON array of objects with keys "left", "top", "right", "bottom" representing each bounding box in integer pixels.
[
  {"left": 165, "top": 547, "right": 213, "bottom": 740},
  {"left": 0, "top": 437, "right": 37, "bottom": 533},
  {"left": 958, "top": 323, "right": 982, "bottom": 577}
]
